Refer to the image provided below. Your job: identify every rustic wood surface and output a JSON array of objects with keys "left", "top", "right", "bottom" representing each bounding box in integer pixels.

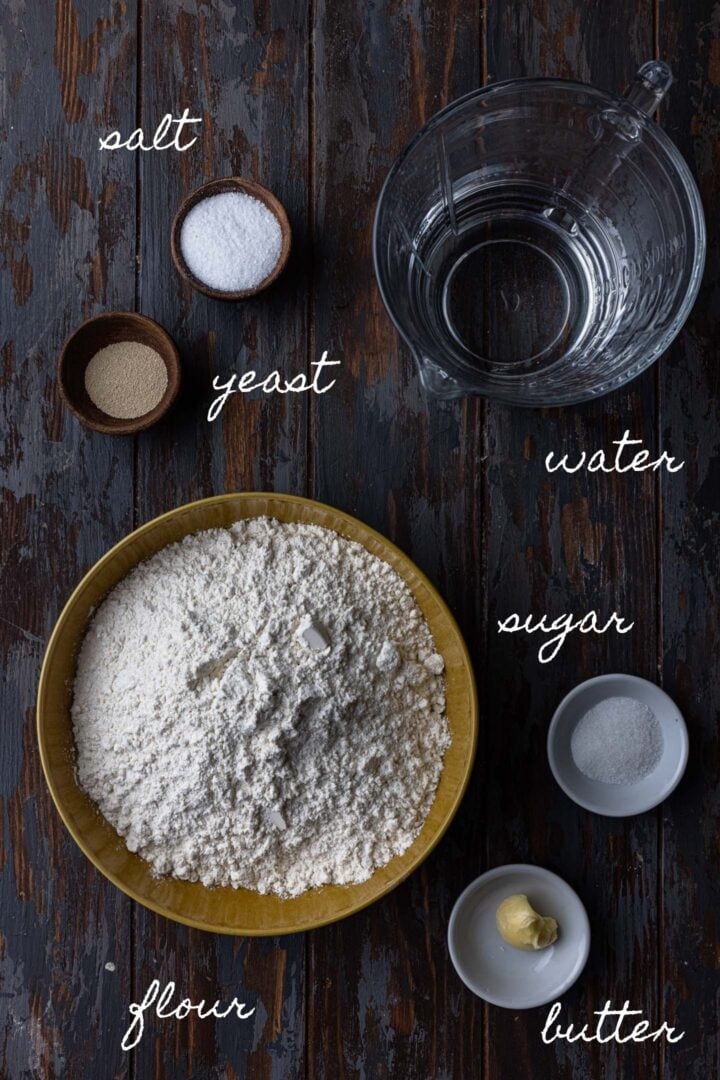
[{"left": 0, "top": 0, "right": 717, "bottom": 1077}]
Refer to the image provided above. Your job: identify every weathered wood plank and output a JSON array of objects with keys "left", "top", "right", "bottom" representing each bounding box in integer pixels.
[
  {"left": 0, "top": 1, "right": 137, "bottom": 1077},
  {"left": 308, "top": 1, "right": 485, "bottom": 1077},
  {"left": 2, "top": 2, "right": 718, "bottom": 1077},
  {"left": 658, "top": 1, "right": 720, "bottom": 1074},
  {"left": 484, "top": 4, "right": 660, "bottom": 1078},
  {"left": 132, "top": 1, "right": 309, "bottom": 1076}
]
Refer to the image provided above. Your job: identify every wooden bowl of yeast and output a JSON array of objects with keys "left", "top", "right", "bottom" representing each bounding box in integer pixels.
[
  {"left": 57, "top": 312, "right": 181, "bottom": 436},
  {"left": 37, "top": 493, "right": 478, "bottom": 935}
]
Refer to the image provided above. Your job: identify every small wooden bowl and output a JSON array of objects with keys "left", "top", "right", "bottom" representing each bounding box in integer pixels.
[
  {"left": 171, "top": 177, "right": 292, "bottom": 300},
  {"left": 58, "top": 312, "right": 181, "bottom": 436}
]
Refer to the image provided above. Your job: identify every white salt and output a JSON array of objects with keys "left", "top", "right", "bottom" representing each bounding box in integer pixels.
[
  {"left": 570, "top": 695, "right": 663, "bottom": 785},
  {"left": 180, "top": 190, "right": 283, "bottom": 292}
]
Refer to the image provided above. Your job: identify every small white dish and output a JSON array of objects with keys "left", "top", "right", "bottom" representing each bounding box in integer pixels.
[
  {"left": 448, "top": 864, "right": 590, "bottom": 1009},
  {"left": 547, "top": 674, "right": 689, "bottom": 817}
]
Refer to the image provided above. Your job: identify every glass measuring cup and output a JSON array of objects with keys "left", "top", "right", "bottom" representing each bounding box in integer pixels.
[{"left": 373, "top": 63, "right": 706, "bottom": 406}]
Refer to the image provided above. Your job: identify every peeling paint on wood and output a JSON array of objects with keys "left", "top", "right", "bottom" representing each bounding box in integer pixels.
[{"left": 1, "top": 0, "right": 718, "bottom": 1077}]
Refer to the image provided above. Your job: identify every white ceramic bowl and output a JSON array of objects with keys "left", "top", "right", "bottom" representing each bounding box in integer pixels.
[
  {"left": 448, "top": 864, "right": 590, "bottom": 1009},
  {"left": 547, "top": 674, "right": 689, "bottom": 817}
]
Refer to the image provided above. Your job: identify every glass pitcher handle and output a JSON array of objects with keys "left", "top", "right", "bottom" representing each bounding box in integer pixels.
[{"left": 624, "top": 61, "right": 673, "bottom": 117}]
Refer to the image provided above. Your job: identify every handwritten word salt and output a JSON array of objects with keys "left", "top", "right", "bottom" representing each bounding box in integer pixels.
[
  {"left": 545, "top": 430, "right": 684, "bottom": 474},
  {"left": 121, "top": 980, "right": 255, "bottom": 1051},
  {"left": 99, "top": 109, "right": 201, "bottom": 152},
  {"left": 542, "top": 1000, "right": 684, "bottom": 1045},
  {"left": 207, "top": 352, "right": 340, "bottom": 421},
  {"left": 497, "top": 610, "right": 634, "bottom": 663}
]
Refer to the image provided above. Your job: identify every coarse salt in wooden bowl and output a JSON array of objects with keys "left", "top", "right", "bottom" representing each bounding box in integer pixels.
[
  {"left": 37, "top": 493, "right": 478, "bottom": 936},
  {"left": 58, "top": 312, "right": 181, "bottom": 436},
  {"left": 171, "top": 177, "right": 292, "bottom": 300}
]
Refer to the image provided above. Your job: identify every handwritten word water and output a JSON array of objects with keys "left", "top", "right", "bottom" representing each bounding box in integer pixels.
[
  {"left": 121, "top": 979, "right": 255, "bottom": 1051},
  {"left": 99, "top": 109, "right": 202, "bottom": 152},
  {"left": 542, "top": 1000, "right": 684, "bottom": 1045},
  {"left": 208, "top": 352, "right": 341, "bottom": 422},
  {"left": 497, "top": 611, "right": 634, "bottom": 663},
  {"left": 545, "top": 430, "right": 684, "bottom": 474}
]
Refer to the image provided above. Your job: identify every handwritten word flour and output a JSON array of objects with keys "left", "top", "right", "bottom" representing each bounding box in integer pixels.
[
  {"left": 72, "top": 518, "right": 449, "bottom": 897},
  {"left": 497, "top": 611, "right": 634, "bottom": 663},
  {"left": 207, "top": 352, "right": 340, "bottom": 421},
  {"left": 545, "top": 431, "right": 685, "bottom": 474},
  {"left": 121, "top": 980, "right": 255, "bottom": 1051}
]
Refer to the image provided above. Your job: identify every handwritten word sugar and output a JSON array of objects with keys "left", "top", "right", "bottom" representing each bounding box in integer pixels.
[
  {"left": 207, "top": 352, "right": 341, "bottom": 421},
  {"left": 122, "top": 980, "right": 255, "bottom": 1051},
  {"left": 545, "top": 430, "right": 684, "bottom": 474},
  {"left": 99, "top": 109, "right": 201, "bottom": 152},
  {"left": 497, "top": 611, "right": 634, "bottom": 663},
  {"left": 542, "top": 1000, "right": 684, "bottom": 1045}
]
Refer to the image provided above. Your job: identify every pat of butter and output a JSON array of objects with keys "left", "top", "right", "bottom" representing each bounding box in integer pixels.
[{"left": 496, "top": 894, "right": 558, "bottom": 951}]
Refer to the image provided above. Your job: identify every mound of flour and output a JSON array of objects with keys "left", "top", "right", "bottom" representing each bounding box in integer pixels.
[{"left": 72, "top": 518, "right": 450, "bottom": 897}]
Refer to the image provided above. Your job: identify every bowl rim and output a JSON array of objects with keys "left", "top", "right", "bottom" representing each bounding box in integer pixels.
[
  {"left": 447, "top": 862, "right": 591, "bottom": 1009},
  {"left": 37, "top": 491, "right": 479, "bottom": 935},
  {"left": 57, "top": 311, "right": 182, "bottom": 436},
  {"left": 171, "top": 177, "right": 292, "bottom": 300},
  {"left": 546, "top": 673, "right": 689, "bottom": 816}
]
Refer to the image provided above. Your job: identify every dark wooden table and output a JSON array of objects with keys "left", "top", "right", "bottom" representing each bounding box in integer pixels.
[{"left": 1, "top": 1, "right": 718, "bottom": 1077}]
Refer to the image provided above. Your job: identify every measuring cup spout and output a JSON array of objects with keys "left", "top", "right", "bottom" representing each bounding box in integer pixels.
[
  {"left": 625, "top": 61, "right": 673, "bottom": 116},
  {"left": 415, "top": 353, "right": 464, "bottom": 399}
]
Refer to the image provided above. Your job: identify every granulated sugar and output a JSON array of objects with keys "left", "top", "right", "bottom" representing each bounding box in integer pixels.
[
  {"left": 570, "top": 696, "right": 664, "bottom": 785},
  {"left": 180, "top": 191, "right": 283, "bottom": 292},
  {"left": 85, "top": 341, "right": 168, "bottom": 419},
  {"left": 72, "top": 519, "right": 450, "bottom": 897}
]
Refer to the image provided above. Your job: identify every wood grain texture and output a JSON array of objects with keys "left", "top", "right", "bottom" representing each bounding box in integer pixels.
[
  {"left": 0, "top": 2, "right": 137, "bottom": 1078},
  {"left": 307, "top": 2, "right": 485, "bottom": 1078},
  {"left": 132, "top": 1, "right": 309, "bottom": 1077},
  {"left": 1, "top": 0, "right": 718, "bottom": 1077},
  {"left": 484, "top": 4, "right": 661, "bottom": 1079},
  {"left": 658, "top": 1, "right": 720, "bottom": 1075}
]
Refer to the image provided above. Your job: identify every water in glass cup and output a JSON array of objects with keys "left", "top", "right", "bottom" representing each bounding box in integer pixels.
[{"left": 374, "top": 63, "right": 705, "bottom": 406}]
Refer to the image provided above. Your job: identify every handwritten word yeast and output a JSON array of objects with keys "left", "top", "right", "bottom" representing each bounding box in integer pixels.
[{"left": 208, "top": 352, "right": 341, "bottom": 422}]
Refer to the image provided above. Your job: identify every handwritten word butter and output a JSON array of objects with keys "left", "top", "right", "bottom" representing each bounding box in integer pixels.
[
  {"left": 121, "top": 980, "right": 255, "bottom": 1051},
  {"left": 208, "top": 352, "right": 341, "bottom": 421},
  {"left": 99, "top": 109, "right": 201, "bottom": 152},
  {"left": 497, "top": 611, "right": 634, "bottom": 663},
  {"left": 542, "top": 1000, "right": 684, "bottom": 1045},
  {"left": 545, "top": 430, "right": 684, "bottom": 474}
]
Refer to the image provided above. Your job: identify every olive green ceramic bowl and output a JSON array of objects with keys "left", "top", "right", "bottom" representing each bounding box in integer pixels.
[{"left": 37, "top": 493, "right": 478, "bottom": 935}]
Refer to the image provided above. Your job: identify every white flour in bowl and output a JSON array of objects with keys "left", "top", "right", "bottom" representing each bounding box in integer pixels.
[{"left": 72, "top": 518, "right": 450, "bottom": 897}]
